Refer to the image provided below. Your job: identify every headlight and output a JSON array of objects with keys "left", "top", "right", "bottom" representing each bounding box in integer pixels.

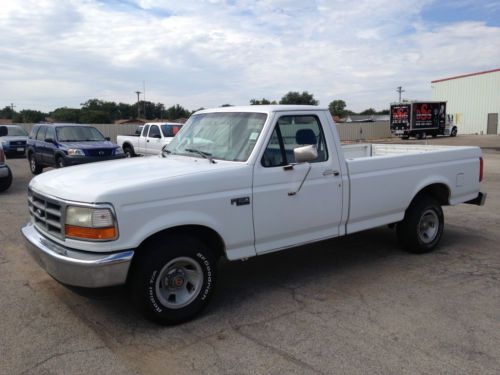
[
  {"left": 65, "top": 206, "right": 117, "bottom": 240},
  {"left": 67, "top": 149, "right": 84, "bottom": 156},
  {"left": 115, "top": 147, "right": 124, "bottom": 155},
  {"left": 1, "top": 141, "right": 7, "bottom": 147}
]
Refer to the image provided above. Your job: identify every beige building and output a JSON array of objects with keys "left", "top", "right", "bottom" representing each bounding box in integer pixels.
[{"left": 431, "top": 68, "right": 500, "bottom": 134}]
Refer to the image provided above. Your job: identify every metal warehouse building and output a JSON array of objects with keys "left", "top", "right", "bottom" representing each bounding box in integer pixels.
[{"left": 431, "top": 68, "right": 500, "bottom": 135}]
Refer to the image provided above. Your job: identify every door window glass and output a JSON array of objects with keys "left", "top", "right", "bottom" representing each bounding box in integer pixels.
[
  {"left": 149, "top": 125, "right": 161, "bottom": 138},
  {"left": 142, "top": 125, "right": 150, "bottom": 137},
  {"left": 261, "top": 115, "right": 328, "bottom": 167},
  {"left": 36, "top": 126, "right": 47, "bottom": 141}
]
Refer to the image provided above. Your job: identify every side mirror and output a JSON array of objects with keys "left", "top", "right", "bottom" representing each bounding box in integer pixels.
[
  {"left": 45, "top": 138, "right": 54, "bottom": 144},
  {"left": 0, "top": 126, "right": 7, "bottom": 137},
  {"left": 294, "top": 145, "right": 318, "bottom": 163},
  {"left": 105, "top": 137, "right": 111, "bottom": 141}
]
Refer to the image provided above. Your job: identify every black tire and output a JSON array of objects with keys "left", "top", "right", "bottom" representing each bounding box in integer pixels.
[
  {"left": 123, "top": 144, "right": 135, "bottom": 158},
  {"left": 130, "top": 235, "right": 217, "bottom": 325},
  {"left": 450, "top": 127, "right": 457, "bottom": 137},
  {"left": 0, "top": 166, "right": 13, "bottom": 192},
  {"left": 55, "top": 155, "right": 66, "bottom": 168},
  {"left": 397, "top": 195, "right": 444, "bottom": 254},
  {"left": 28, "top": 152, "right": 43, "bottom": 175},
  {"left": 432, "top": 132, "right": 437, "bottom": 138}
]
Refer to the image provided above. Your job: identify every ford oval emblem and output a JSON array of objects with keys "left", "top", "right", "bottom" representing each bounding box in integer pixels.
[{"left": 36, "top": 208, "right": 43, "bottom": 217}]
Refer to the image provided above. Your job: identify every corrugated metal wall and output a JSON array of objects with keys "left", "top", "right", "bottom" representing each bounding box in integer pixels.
[
  {"left": 431, "top": 70, "right": 500, "bottom": 134},
  {"left": 14, "top": 122, "right": 392, "bottom": 143}
]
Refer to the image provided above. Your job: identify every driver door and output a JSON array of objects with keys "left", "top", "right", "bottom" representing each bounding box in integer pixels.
[{"left": 252, "top": 114, "right": 343, "bottom": 254}]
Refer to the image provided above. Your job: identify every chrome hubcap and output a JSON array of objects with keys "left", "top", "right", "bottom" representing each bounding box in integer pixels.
[
  {"left": 418, "top": 209, "right": 439, "bottom": 243},
  {"left": 155, "top": 257, "right": 203, "bottom": 309}
]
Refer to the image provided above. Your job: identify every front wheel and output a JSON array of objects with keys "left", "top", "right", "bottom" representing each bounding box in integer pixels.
[
  {"left": 55, "top": 155, "right": 66, "bottom": 168},
  {"left": 397, "top": 195, "right": 444, "bottom": 253},
  {"left": 28, "top": 153, "right": 43, "bottom": 175},
  {"left": 130, "top": 235, "right": 217, "bottom": 325},
  {"left": 450, "top": 127, "right": 457, "bottom": 137}
]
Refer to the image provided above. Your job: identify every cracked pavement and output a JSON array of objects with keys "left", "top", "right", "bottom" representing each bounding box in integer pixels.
[{"left": 0, "top": 135, "right": 499, "bottom": 374}]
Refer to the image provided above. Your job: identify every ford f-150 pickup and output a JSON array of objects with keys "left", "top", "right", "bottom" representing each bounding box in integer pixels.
[
  {"left": 21, "top": 105, "right": 486, "bottom": 324},
  {"left": 117, "top": 122, "right": 183, "bottom": 157}
]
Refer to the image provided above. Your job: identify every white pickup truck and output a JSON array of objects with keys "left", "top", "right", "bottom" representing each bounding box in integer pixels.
[
  {"left": 117, "top": 122, "right": 183, "bottom": 157},
  {"left": 22, "top": 105, "right": 486, "bottom": 324}
]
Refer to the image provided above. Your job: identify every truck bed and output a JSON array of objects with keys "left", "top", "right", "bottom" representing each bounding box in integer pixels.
[{"left": 341, "top": 143, "right": 482, "bottom": 235}]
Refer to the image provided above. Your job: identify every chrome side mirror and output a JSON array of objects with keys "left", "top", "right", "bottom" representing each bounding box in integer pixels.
[{"left": 294, "top": 144, "right": 318, "bottom": 163}]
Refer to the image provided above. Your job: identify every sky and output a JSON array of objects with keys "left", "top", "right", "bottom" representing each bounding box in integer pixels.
[{"left": 0, "top": 0, "right": 499, "bottom": 113}]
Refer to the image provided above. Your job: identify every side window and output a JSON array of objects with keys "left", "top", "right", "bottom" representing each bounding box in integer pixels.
[
  {"left": 261, "top": 115, "right": 328, "bottom": 167},
  {"left": 36, "top": 126, "right": 47, "bottom": 141},
  {"left": 142, "top": 125, "right": 150, "bottom": 137},
  {"left": 29, "top": 126, "right": 38, "bottom": 139},
  {"left": 46, "top": 127, "right": 55, "bottom": 140},
  {"left": 149, "top": 125, "right": 161, "bottom": 138}
]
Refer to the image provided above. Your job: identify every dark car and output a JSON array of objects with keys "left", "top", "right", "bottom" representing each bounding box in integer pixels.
[
  {"left": 26, "top": 123, "right": 126, "bottom": 175},
  {"left": 0, "top": 125, "right": 29, "bottom": 157},
  {"left": 0, "top": 127, "right": 13, "bottom": 192}
]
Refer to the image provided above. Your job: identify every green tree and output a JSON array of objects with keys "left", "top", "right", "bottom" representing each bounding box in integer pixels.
[
  {"left": 0, "top": 106, "right": 15, "bottom": 119},
  {"left": 279, "top": 91, "right": 318, "bottom": 105},
  {"left": 220, "top": 104, "right": 233, "bottom": 107},
  {"left": 12, "top": 110, "right": 47, "bottom": 123},
  {"left": 79, "top": 110, "right": 112, "bottom": 124},
  {"left": 377, "top": 109, "right": 389, "bottom": 115},
  {"left": 50, "top": 107, "right": 81, "bottom": 122},
  {"left": 328, "top": 100, "right": 347, "bottom": 117},
  {"left": 359, "top": 108, "right": 377, "bottom": 115},
  {"left": 250, "top": 98, "right": 277, "bottom": 105},
  {"left": 166, "top": 104, "right": 191, "bottom": 120}
]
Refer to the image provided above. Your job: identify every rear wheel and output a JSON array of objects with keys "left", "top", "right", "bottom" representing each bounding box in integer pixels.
[
  {"left": 123, "top": 144, "right": 135, "bottom": 158},
  {"left": 450, "top": 127, "right": 457, "bottom": 137},
  {"left": 397, "top": 195, "right": 444, "bottom": 253},
  {"left": 28, "top": 153, "right": 43, "bottom": 175},
  {"left": 0, "top": 166, "right": 12, "bottom": 192},
  {"left": 130, "top": 234, "right": 217, "bottom": 325}
]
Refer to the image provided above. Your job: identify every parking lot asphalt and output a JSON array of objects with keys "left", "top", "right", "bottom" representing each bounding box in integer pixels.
[{"left": 0, "top": 135, "right": 499, "bottom": 375}]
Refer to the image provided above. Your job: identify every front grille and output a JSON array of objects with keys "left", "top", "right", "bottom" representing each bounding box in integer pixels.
[
  {"left": 11, "top": 140, "right": 26, "bottom": 146},
  {"left": 28, "top": 189, "right": 64, "bottom": 239},
  {"left": 87, "top": 149, "right": 113, "bottom": 157}
]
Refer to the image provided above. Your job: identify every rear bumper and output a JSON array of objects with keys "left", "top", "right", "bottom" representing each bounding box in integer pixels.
[
  {"left": 465, "top": 192, "right": 487, "bottom": 206},
  {"left": 21, "top": 222, "right": 134, "bottom": 288}
]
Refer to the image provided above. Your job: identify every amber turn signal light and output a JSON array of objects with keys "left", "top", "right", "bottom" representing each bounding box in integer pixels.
[{"left": 65, "top": 225, "right": 117, "bottom": 240}]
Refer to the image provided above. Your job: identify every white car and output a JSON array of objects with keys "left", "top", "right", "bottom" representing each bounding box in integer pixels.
[{"left": 22, "top": 106, "right": 486, "bottom": 324}]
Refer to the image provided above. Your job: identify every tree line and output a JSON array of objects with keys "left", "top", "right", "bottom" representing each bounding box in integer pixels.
[{"left": 0, "top": 91, "right": 387, "bottom": 123}]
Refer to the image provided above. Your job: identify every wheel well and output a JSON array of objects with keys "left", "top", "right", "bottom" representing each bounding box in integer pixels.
[
  {"left": 123, "top": 142, "right": 134, "bottom": 150},
  {"left": 413, "top": 183, "right": 450, "bottom": 206},
  {"left": 135, "top": 225, "right": 226, "bottom": 260}
]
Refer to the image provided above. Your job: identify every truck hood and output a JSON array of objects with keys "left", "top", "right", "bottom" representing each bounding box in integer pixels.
[{"left": 29, "top": 155, "right": 245, "bottom": 203}]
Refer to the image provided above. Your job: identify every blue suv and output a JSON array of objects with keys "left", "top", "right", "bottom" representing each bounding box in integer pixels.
[{"left": 26, "top": 123, "right": 125, "bottom": 175}]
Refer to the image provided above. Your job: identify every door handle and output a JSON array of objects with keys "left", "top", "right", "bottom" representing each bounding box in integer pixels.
[{"left": 322, "top": 170, "right": 340, "bottom": 176}]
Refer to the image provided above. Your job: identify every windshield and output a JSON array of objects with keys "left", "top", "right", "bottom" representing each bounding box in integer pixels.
[
  {"left": 56, "top": 126, "right": 106, "bottom": 142},
  {"left": 166, "top": 112, "right": 267, "bottom": 162},
  {"left": 7, "top": 126, "right": 28, "bottom": 136},
  {"left": 161, "top": 124, "right": 183, "bottom": 137}
]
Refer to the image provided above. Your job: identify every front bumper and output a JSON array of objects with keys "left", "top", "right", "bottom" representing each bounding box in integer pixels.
[{"left": 21, "top": 222, "right": 134, "bottom": 288}]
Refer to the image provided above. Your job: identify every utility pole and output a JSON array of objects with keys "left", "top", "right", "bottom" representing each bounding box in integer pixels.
[
  {"left": 135, "top": 91, "right": 141, "bottom": 118},
  {"left": 396, "top": 86, "right": 405, "bottom": 102},
  {"left": 10, "top": 103, "right": 15, "bottom": 112},
  {"left": 143, "top": 81, "right": 146, "bottom": 120}
]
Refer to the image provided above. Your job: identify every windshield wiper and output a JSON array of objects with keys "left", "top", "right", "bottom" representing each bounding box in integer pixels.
[
  {"left": 185, "top": 148, "right": 216, "bottom": 164},
  {"left": 161, "top": 145, "right": 171, "bottom": 158}
]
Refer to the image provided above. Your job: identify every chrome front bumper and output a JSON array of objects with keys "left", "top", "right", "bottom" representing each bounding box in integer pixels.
[{"left": 21, "top": 222, "right": 134, "bottom": 288}]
